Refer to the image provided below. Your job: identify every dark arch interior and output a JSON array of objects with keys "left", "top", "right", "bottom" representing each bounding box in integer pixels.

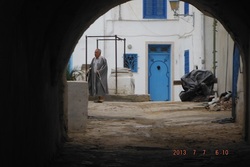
[{"left": 1, "top": 0, "right": 250, "bottom": 166}]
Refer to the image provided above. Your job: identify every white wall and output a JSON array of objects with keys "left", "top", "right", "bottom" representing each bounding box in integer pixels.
[
  {"left": 204, "top": 16, "right": 235, "bottom": 96},
  {"left": 72, "top": 15, "right": 105, "bottom": 68},
  {"left": 72, "top": 0, "right": 205, "bottom": 101}
]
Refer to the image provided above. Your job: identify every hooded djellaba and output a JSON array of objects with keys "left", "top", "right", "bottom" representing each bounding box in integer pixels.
[{"left": 87, "top": 48, "right": 109, "bottom": 103}]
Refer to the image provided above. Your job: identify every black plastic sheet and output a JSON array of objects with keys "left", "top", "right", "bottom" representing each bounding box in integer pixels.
[{"left": 179, "top": 69, "right": 216, "bottom": 101}]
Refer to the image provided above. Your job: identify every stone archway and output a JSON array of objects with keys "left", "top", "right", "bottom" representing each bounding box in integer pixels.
[{"left": 1, "top": 0, "right": 249, "bottom": 166}]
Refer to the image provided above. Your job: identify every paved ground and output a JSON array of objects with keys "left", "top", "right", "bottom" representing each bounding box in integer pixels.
[{"left": 48, "top": 101, "right": 250, "bottom": 167}]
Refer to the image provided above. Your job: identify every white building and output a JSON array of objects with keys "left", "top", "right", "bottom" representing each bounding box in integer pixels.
[{"left": 72, "top": 0, "right": 238, "bottom": 102}]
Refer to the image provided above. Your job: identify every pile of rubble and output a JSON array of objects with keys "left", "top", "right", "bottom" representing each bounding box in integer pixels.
[{"left": 205, "top": 91, "right": 232, "bottom": 111}]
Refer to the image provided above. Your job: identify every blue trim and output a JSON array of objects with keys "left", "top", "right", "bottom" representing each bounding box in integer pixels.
[
  {"left": 184, "top": 50, "right": 190, "bottom": 74},
  {"left": 184, "top": 2, "right": 189, "bottom": 16},
  {"left": 143, "top": 0, "right": 167, "bottom": 19},
  {"left": 232, "top": 43, "right": 240, "bottom": 118}
]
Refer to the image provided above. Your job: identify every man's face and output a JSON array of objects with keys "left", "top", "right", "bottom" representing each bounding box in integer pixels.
[{"left": 95, "top": 50, "right": 101, "bottom": 58}]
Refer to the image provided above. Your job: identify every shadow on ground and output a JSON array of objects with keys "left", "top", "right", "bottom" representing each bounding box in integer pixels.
[{"left": 48, "top": 101, "right": 250, "bottom": 167}]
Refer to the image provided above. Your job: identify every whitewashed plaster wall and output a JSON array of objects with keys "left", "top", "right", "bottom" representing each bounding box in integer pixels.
[
  {"left": 72, "top": 0, "right": 205, "bottom": 101},
  {"left": 203, "top": 16, "right": 235, "bottom": 96}
]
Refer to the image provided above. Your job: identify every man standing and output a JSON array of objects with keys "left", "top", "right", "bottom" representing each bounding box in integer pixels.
[{"left": 87, "top": 48, "right": 109, "bottom": 103}]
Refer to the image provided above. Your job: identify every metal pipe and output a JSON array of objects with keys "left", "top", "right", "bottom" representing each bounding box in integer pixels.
[
  {"left": 225, "top": 33, "right": 229, "bottom": 91},
  {"left": 87, "top": 35, "right": 116, "bottom": 38},
  {"left": 97, "top": 39, "right": 122, "bottom": 41},
  {"left": 85, "top": 35, "right": 88, "bottom": 81},
  {"left": 115, "top": 35, "right": 118, "bottom": 94},
  {"left": 213, "top": 19, "right": 217, "bottom": 77},
  {"left": 124, "top": 38, "right": 126, "bottom": 58},
  {"left": 85, "top": 35, "right": 126, "bottom": 94}
]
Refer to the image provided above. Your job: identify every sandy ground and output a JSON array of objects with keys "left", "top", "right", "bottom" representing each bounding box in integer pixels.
[{"left": 49, "top": 101, "right": 250, "bottom": 167}]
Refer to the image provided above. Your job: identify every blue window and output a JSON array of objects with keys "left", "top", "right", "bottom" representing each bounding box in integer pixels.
[
  {"left": 184, "top": 2, "right": 189, "bottom": 15},
  {"left": 184, "top": 50, "right": 190, "bottom": 74},
  {"left": 124, "top": 54, "right": 138, "bottom": 72},
  {"left": 143, "top": 0, "right": 167, "bottom": 19}
]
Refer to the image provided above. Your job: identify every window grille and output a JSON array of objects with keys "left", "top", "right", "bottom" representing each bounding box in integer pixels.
[{"left": 124, "top": 54, "right": 138, "bottom": 72}]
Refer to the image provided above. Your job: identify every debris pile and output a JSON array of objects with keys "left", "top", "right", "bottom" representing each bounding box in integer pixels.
[{"left": 205, "top": 91, "right": 232, "bottom": 111}]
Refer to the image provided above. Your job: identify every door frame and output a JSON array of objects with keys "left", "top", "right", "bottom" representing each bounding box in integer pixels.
[{"left": 145, "top": 42, "right": 174, "bottom": 100}]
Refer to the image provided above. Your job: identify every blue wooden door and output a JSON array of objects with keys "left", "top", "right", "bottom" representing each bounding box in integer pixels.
[{"left": 148, "top": 44, "right": 171, "bottom": 101}]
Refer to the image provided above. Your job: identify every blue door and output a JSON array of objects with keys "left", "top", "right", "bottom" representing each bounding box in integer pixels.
[{"left": 148, "top": 44, "right": 171, "bottom": 101}]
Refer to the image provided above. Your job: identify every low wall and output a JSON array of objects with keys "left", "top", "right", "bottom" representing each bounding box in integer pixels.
[{"left": 67, "top": 81, "right": 88, "bottom": 132}]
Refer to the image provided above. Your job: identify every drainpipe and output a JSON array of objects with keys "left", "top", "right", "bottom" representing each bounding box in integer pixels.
[
  {"left": 225, "top": 33, "right": 229, "bottom": 92},
  {"left": 213, "top": 19, "right": 217, "bottom": 77},
  {"left": 202, "top": 14, "right": 205, "bottom": 69}
]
